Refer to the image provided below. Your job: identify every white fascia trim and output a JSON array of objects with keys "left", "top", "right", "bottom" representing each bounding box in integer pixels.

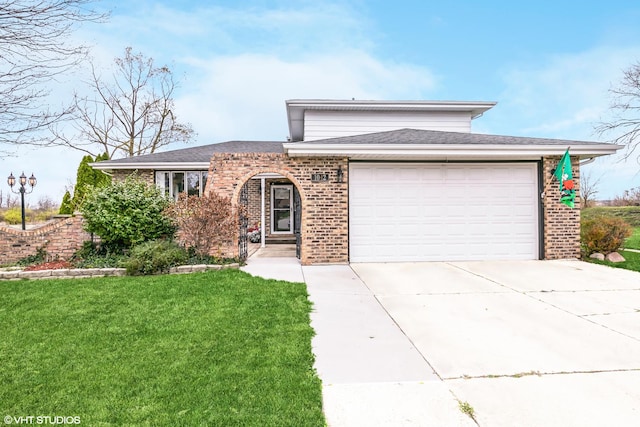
[
  {"left": 283, "top": 143, "right": 623, "bottom": 159},
  {"left": 89, "top": 162, "right": 210, "bottom": 170},
  {"left": 285, "top": 99, "right": 497, "bottom": 113}
]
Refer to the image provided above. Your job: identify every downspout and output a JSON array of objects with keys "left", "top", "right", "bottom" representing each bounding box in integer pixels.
[{"left": 579, "top": 157, "right": 596, "bottom": 166}]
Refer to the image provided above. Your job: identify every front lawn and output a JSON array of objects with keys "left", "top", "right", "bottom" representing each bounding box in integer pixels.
[
  {"left": 623, "top": 227, "right": 640, "bottom": 250},
  {"left": 0, "top": 270, "right": 325, "bottom": 426},
  {"left": 585, "top": 249, "right": 640, "bottom": 273}
]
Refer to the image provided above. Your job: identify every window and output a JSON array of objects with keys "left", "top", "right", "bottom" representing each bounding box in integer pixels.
[{"left": 156, "top": 171, "right": 208, "bottom": 199}]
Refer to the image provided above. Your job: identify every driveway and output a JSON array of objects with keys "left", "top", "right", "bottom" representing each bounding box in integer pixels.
[{"left": 304, "top": 260, "right": 640, "bottom": 427}]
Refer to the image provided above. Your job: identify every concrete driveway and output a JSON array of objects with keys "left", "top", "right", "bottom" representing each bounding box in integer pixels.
[{"left": 305, "top": 260, "right": 640, "bottom": 427}]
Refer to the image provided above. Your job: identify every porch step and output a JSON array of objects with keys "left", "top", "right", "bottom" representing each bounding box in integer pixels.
[{"left": 265, "top": 235, "right": 296, "bottom": 244}]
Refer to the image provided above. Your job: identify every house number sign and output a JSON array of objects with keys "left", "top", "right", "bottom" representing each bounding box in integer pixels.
[{"left": 311, "top": 173, "right": 330, "bottom": 182}]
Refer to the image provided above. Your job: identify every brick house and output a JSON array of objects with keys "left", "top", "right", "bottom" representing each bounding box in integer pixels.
[{"left": 92, "top": 99, "right": 621, "bottom": 265}]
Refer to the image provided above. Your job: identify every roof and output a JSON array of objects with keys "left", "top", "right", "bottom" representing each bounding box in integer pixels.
[
  {"left": 92, "top": 129, "right": 622, "bottom": 170},
  {"left": 91, "top": 140, "right": 284, "bottom": 170},
  {"left": 285, "top": 99, "right": 497, "bottom": 142},
  {"left": 283, "top": 128, "right": 622, "bottom": 160}
]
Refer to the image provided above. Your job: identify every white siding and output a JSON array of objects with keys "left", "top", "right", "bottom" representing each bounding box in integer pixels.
[
  {"left": 349, "top": 163, "right": 539, "bottom": 262},
  {"left": 303, "top": 110, "right": 473, "bottom": 141}
]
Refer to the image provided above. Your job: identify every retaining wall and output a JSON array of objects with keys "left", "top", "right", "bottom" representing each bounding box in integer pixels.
[{"left": 0, "top": 215, "right": 92, "bottom": 265}]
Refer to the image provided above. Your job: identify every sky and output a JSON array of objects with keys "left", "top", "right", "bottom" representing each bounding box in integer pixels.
[{"left": 2, "top": 0, "right": 640, "bottom": 205}]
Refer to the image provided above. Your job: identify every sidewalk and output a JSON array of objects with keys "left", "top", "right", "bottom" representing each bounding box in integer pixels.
[{"left": 241, "top": 254, "right": 475, "bottom": 426}]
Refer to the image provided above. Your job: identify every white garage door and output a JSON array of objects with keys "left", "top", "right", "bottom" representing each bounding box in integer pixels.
[{"left": 349, "top": 163, "right": 539, "bottom": 262}]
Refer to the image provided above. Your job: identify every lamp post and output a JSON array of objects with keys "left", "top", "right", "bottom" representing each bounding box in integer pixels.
[{"left": 7, "top": 172, "right": 37, "bottom": 230}]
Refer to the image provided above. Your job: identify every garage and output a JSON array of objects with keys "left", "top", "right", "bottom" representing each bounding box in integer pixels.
[{"left": 349, "top": 162, "right": 540, "bottom": 262}]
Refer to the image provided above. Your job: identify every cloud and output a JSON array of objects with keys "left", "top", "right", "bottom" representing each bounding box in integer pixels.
[
  {"left": 176, "top": 51, "right": 436, "bottom": 143},
  {"left": 493, "top": 46, "right": 640, "bottom": 140},
  {"left": 474, "top": 45, "right": 640, "bottom": 199},
  {"left": 82, "top": 1, "right": 376, "bottom": 62},
  {"left": 11, "top": 0, "right": 435, "bottom": 199}
]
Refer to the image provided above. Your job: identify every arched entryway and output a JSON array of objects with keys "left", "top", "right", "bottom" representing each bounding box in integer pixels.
[{"left": 234, "top": 171, "right": 305, "bottom": 262}]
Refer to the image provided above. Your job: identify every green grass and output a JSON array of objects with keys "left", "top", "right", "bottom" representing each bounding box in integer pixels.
[
  {"left": 585, "top": 249, "right": 640, "bottom": 273},
  {"left": 623, "top": 227, "right": 640, "bottom": 250},
  {"left": 0, "top": 270, "right": 325, "bottom": 426},
  {"left": 582, "top": 206, "right": 640, "bottom": 227}
]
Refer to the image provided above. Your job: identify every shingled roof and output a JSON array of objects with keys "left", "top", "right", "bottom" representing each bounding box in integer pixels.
[
  {"left": 93, "top": 129, "right": 621, "bottom": 169},
  {"left": 296, "top": 128, "right": 610, "bottom": 146},
  {"left": 92, "top": 141, "right": 284, "bottom": 169}
]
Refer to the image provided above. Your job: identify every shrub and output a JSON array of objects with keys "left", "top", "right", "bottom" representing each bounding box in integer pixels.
[
  {"left": 581, "top": 215, "right": 632, "bottom": 256},
  {"left": 81, "top": 176, "right": 176, "bottom": 248},
  {"left": 71, "top": 241, "right": 127, "bottom": 268},
  {"left": 16, "top": 247, "right": 48, "bottom": 266},
  {"left": 3, "top": 207, "right": 23, "bottom": 225},
  {"left": 164, "top": 193, "right": 240, "bottom": 257},
  {"left": 123, "top": 239, "right": 188, "bottom": 275}
]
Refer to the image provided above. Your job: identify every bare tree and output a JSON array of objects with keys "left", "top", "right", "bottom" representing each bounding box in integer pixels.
[
  {"left": 579, "top": 169, "right": 602, "bottom": 209},
  {"left": 595, "top": 61, "right": 640, "bottom": 160},
  {"left": 50, "top": 47, "right": 195, "bottom": 158},
  {"left": 0, "top": 0, "right": 105, "bottom": 152},
  {"left": 612, "top": 187, "right": 640, "bottom": 206},
  {"left": 36, "top": 195, "right": 58, "bottom": 211}
]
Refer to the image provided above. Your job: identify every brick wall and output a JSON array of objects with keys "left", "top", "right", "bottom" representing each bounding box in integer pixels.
[
  {"left": 208, "top": 153, "right": 348, "bottom": 265},
  {"left": 0, "top": 215, "right": 93, "bottom": 264},
  {"left": 246, "top": 179, "right": 261, "bottom": 230},
  {"left": 104, "top": 155, "right": 583, "bottom": 264},
  {"left": 542, "top": 155, "right": 581, "bottom": 259}
]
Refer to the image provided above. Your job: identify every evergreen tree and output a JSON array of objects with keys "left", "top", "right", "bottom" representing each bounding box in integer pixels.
[
  {"left": 70, "top": 153, "right": 111, "bottom": 211},
  {"left": 59, "top": 191, "right": 73, "bottom": 214},
  {"left": 93, "top": 153, "right": 111, "bottom": 187},
  {"left": 72, "top": 155, "right": 95, "bottom": 210}
]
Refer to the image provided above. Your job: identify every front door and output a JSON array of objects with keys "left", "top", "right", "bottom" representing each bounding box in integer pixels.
[{"left": 271, "top": 185, "right": 293, "bottom": 234}]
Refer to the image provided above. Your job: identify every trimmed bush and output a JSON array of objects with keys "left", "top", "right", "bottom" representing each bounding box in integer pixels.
[
  {"left": 81, "top": 176, "right": 176, "bottom": 248},
  {"left": 124, "top": 239, "right": 189, "bottom": 276},
  {"left": 581, "top": 215, "right": 632, "bottom": 256}
]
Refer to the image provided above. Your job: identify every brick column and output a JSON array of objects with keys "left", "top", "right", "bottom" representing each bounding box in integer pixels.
[{"left": 542, "top": 155, "right": 581, "bottom": 259}]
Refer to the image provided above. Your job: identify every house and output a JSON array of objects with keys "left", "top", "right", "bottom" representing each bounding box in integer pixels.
[{"left": 92, "top": 99, "right": 622, "bottom": 265}]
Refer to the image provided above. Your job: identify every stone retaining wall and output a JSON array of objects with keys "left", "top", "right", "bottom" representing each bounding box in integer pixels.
[{"left": 0, "top": 263, "right": 240, "bottom": 280}]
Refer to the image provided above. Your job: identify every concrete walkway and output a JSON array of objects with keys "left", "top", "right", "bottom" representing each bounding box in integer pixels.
[
  {"left": 241, "top": 252, "right": 475, "bottom": 426},
  {"left": 303, "top": 264, "right": 475, "bottom": 426}
]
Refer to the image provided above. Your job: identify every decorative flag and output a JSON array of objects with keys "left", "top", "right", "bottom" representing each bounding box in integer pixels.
[{"left": 553, "top": 149, "right": 575, "bottom": 208}]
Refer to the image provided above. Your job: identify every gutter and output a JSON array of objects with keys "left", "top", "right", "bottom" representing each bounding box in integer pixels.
[
  {"left": 89, "top": 162, "right": 210, "bottom": 170},
  {"left": 282, "top": 143, "right": 623, "bottom": 160}
]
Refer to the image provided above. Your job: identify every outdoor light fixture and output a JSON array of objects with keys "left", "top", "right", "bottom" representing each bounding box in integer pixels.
[
  {"left": 7, "top": 172, "right": 37, "bottom": 230},
  {"left": 336, "top": 165, "right": 344, "bottom": 183}
]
